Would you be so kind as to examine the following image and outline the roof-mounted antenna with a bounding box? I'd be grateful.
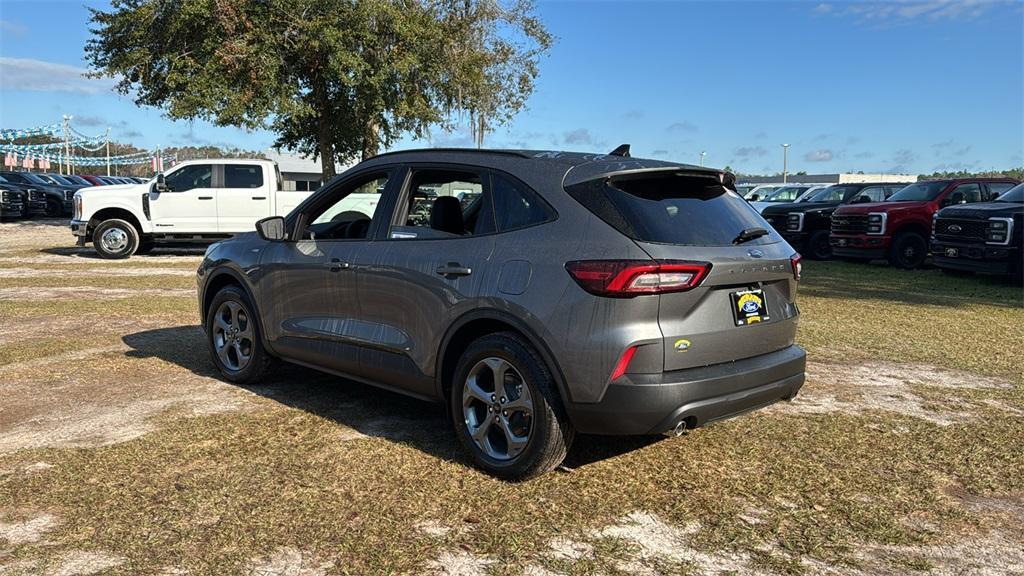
[609,144,630,157]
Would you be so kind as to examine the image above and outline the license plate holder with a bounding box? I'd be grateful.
[731,288,770,326]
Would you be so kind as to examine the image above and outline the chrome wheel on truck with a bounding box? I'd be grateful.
[462,357,535,461]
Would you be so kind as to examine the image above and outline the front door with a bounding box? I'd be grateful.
[149,163,217,233]
[217,163,272,233]
[258,169,394,377]
[351,166,499,398]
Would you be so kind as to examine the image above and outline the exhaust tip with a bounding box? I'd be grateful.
[664,420,687,438]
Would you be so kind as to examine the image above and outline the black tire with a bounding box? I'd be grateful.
[205,285,275,384]
[135,239,155,255]
[45,198,62,217]
[92,218,139,259]
[888,232,928,269]
[450,331,574,480]
[806,229,832,260]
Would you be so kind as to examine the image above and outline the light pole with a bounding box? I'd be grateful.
[781,144,790,183]
[700,151,706,167]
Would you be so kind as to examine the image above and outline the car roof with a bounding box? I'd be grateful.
[357,148,720,187]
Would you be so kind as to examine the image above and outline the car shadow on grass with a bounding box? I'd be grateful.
[43,245,209,259]
[122,325,657,475]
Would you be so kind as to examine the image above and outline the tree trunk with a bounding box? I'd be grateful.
[318,120,335,181]
[361,117,379,161]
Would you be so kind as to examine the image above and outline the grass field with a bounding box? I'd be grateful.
[1,220,1022,576]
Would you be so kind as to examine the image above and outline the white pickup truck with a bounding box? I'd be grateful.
[71,159,335,258]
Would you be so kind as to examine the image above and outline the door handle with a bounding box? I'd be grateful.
[327,258,350,271]
[198,196,213,200]
[252,196,266,200]
[436,262,472,277]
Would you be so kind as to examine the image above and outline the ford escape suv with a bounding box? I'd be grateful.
[197,148,806,479]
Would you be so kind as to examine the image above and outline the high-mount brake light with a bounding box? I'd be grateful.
[565,260,711,297]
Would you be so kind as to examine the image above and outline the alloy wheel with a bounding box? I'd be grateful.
[213,301,254,371]
[462,357,535,461]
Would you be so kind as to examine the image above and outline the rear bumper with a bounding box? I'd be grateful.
[567,345,806,435]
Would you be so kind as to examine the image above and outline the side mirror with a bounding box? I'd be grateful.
[942,191,965,207]
[256,216,287,241]
[154,173,168,193]
[749,194,760,201]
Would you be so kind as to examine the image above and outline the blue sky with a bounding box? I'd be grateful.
[1,0,1021,175]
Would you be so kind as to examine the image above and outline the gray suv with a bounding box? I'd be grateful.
[197,148,806,479]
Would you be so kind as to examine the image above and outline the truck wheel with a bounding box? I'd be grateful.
[45,198,62,218]
[888,232,927,269]
[206,285,274,384]
[807,230,832,260]
[450,331,574,480]
[92,219,139,259]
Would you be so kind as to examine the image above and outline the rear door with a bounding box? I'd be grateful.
[149,163,217,233]
[569,171,800,372]
[217,163,271,233]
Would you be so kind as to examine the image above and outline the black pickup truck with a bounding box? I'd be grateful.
[931,183,1022,279]
[761,182,910,259]
[1,184,27,220]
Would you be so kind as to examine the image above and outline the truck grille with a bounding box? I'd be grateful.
[29,190,44,201]
[763,215,785,231]
[934,218,986,241]
[831,214,868,234]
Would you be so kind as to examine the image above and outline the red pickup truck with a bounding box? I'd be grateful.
[829,178,1020,268]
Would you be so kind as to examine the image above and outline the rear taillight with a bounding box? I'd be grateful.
[565,260,711,297]
[790,254,802,281]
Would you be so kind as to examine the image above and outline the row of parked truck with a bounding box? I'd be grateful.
[0,170,147,219]
[746,178,1022,279]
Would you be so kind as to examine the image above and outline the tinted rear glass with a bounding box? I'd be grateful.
[566,172,773,246]
[888,181,948,202]
[995,183,1023,203]
[224,164,264,188]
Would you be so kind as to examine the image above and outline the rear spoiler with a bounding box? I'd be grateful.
[605,167,737,192]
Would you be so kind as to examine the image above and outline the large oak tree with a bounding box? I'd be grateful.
[86,0,551,179]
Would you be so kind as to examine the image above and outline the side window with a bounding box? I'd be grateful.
[858,186,886,202]
[304,172,388,240]
[163,164,212,192]
[223,164,264,189]
[391,169,489,239]
[492,173,554,232]
[986,182,1014,200]
[952,183,982,203]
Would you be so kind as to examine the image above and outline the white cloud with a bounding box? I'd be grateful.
[0,57,116,94]
[805,149,834,162]
[0,20,27,37]
[563,128,593,145]
[818,0,1002,24]
[666,121,698,133]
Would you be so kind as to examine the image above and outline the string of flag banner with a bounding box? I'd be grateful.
[1,119,174,172]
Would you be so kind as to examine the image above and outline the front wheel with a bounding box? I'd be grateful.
[45,198,62,218]
[92,219,139,259]
[450,332,574,480]
[205,285,274,384]
[806,229,832,260]
[888,232,928,269]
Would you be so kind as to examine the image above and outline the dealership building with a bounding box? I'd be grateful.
[738,172,918,185]
[262,148,356,192]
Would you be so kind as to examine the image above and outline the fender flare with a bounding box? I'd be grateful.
[199,266,275,354]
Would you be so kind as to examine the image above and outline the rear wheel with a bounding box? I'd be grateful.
[205,285,274,384]
[92,219,139,259]
[450,332,573,480]
[888,232,928,269]
[807,229,832,260]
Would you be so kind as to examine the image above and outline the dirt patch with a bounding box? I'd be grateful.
[770,361,1016,425]
[246,547,333,576]
[415,520,454,538]
[0,550,124,576]
[0,513,58,545]
[0,267,193,278]
[852,531,1024,575]
[0,286,194,300]
[426,551,494,576]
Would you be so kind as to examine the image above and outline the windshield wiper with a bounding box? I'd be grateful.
[733,227,769,245]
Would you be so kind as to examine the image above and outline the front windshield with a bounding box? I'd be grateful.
[807,185,858,203]
[887,181,948,202]
[995,183,1023,203]
[764,186,807,202]
[23,173,49,185]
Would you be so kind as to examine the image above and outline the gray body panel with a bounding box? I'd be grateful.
[198,148,806,435]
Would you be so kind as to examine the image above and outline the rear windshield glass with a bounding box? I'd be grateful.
[887,181,948,202]
[995,183,1023,203]
[566,172,775,246]
[807,185,860,203]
